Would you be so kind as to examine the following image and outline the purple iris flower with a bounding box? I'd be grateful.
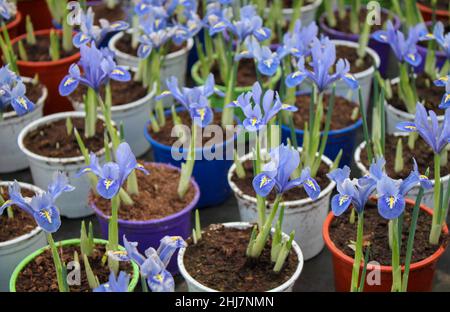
[73,7,129,48]
[94,271,130,292]
[285,37,358,92]
[0,172,74,233]
[136,14,175,58]
[227,82,297,132]
[77,142,149,199]
[227,5,271,43]
[397,103,450,154]
[0,0,15,21]
[372,21,427,67]
[432,22,450,61]
[172,12,203,46]
[0,66,35,116]
[252,144,320,199]
[59,44,131,96]
[276,20,318,59]
[236,38,280,76]
[203,2,231,36]
[433,75,450,109]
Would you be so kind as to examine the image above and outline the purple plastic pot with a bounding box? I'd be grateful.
[416,22,447,73]
[91,163,200,274]
[319,7,401,78]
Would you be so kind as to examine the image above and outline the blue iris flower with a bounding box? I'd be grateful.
[203,2,231,36]
[73,7,129,48]
[227,82,297,132]
[0,172,74,233]
[276,20,318,59]
[252,144,320,199]
[0,65,35,116]
[431,22,450,61]
[285,37,359,92]
[136,14,175,58]
[372,21,427,67]
[236,38,280,76]
[397,103,450,154]
[0,0,15,20]
[59,44,131,96]
[94,271,130,292]
[77,142,149,199]
[433,75,450,109]
[172,12,203,46]
[227,5,271,43]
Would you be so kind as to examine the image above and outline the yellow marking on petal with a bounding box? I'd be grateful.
[110,23,121,29]
[104,179,114,190]
[160,90,171,96]
[197,108,206,120]
[408,54,416,61]
[425,33,434,39]
[263,59,273,68]
[1,199,12,208]
[137,164,145,169]
[419,175,428,180]
[112,69,125,76]
[345,73,356,80]
[292,71,302,78]
[213,21,225,29]
[305,179,316,191]
[257,28,266,36]
[439,76,449,82]
[251,117,258,126]
[64,77,75,87]
[405,125,417,130]
[140,3,147,10]
[17,97,28,109]
[80,34,87,42]
[380,34,387,41]
[155,19,161,28]
[281,104,292,109]
[290,48,299,53]
[339,195,349,206]
[445,93,450,103]
[388,196,396,209]
[156,274,163,282]
[41,210,52,223]
[259,175,271,188]
[240,50,249,55]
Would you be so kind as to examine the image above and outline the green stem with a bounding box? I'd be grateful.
[151,50,165,127]
[85,88,97,138]
[47,233,68,292]
[177,123,197,198]
[221,43,240,127]
[430,153,442,245]
[359,88,373,163]
[141,273,149,292]
[350,211,364,292]
[390,218,402,292]
[108,195,120,251]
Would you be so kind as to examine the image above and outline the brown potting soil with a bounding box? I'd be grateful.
[418,0,449,11]
[92,163,196,221]
[360,134,450,179]
[15,244,133,292]
[148,110,235,146]
[329,201,448,265]
[324,8,391,33]
[92,2,127,23]
[212,58,268,87]
[336,45,374,73]
[23,117,105,158]
[231,159,330,202]
[70,79,148,106]
[3,82,43,116]
[390,73,446,113]
[183,224,298,292]
[0,187,37,242]
[291,93,360,131]
[15,35,78,62]
[115,32,186,57]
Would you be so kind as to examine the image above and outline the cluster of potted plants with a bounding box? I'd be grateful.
[0,0,449,293]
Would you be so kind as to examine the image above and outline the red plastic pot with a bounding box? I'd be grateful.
[323,199,448,292]
[2,10,22,39]
[417,3,449,22]
[12,29,80,115]
[17,0,53,34]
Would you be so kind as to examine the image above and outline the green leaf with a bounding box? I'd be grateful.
[83,254,100,290]
[394,138,404,173]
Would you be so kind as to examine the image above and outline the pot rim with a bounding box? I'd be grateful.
[11,29,81,67]
[3,10,21,31]
[416,3,450,16]
[264,0,322,14]
[228,148,336,207]
[177,221,304,292]
[109,30,194,62]
[0,181,45,248]
[9,238,140,292]
[1,76,48,122]
[323,199,449,273]
[91,162,200,226]
[17,111,110,164]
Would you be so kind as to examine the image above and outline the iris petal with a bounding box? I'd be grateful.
[59,75,79,96]
[331,194,352,216]
[377,195,405,220]
[252,173,276,197]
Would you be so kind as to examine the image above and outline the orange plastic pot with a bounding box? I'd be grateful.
[323,199,448,292]
[12,29,80,115]
[417,3,449,22]
[17,0,53,34]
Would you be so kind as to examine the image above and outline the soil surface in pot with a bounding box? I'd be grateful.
[115,32,186,57]
[92,163,196,221]
[323,8,390,33]
[212,59,269,87]
[329,201,448,265]
[183,224,298,291]
[360,134,450,179]
[14,35,78,62]
[291,93,360,131]
[92,2,126,22]
[390,73,445,114]
[70,80,148,106]
[148,110,235,146]
[418,0,449,10]
[3,82,43,116]
[0,187,37,242]
[231,159,330,202]
[23,117,105,158]
[335,45,373,73]
[15,244,133,292]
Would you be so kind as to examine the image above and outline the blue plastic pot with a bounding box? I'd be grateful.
[144,109,236,208]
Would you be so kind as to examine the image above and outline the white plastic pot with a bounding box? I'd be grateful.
[178,222,304,292]
[354,134,450,209]
[0,181,47,292]
[385,77,445,134]
[299,40,379,112]
[70,84,155,157]
[0,79,47,173]
[228,149,336,260]
[18,111,110,218]
[264,0,322,25]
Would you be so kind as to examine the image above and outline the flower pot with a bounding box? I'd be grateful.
[11,29,81,115]
[144,109,236,208]
[0,78,47,173]
[178,222,304,292]
[416,21,447,74]
[9,238,140,292]
[298,40,380,112]
[264,0,322,26]
[18,111,110,218]
[17,0,52,33]
[319,7,401,78]
[417,2,449,22]
[323,200,449,291]
[0,181,47,292]
[385,77,445,134]
[228,149,336,260]
[1,10,22,39]
[91,162,200,274]
[69,82,155,157]
[354,134,450,210]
